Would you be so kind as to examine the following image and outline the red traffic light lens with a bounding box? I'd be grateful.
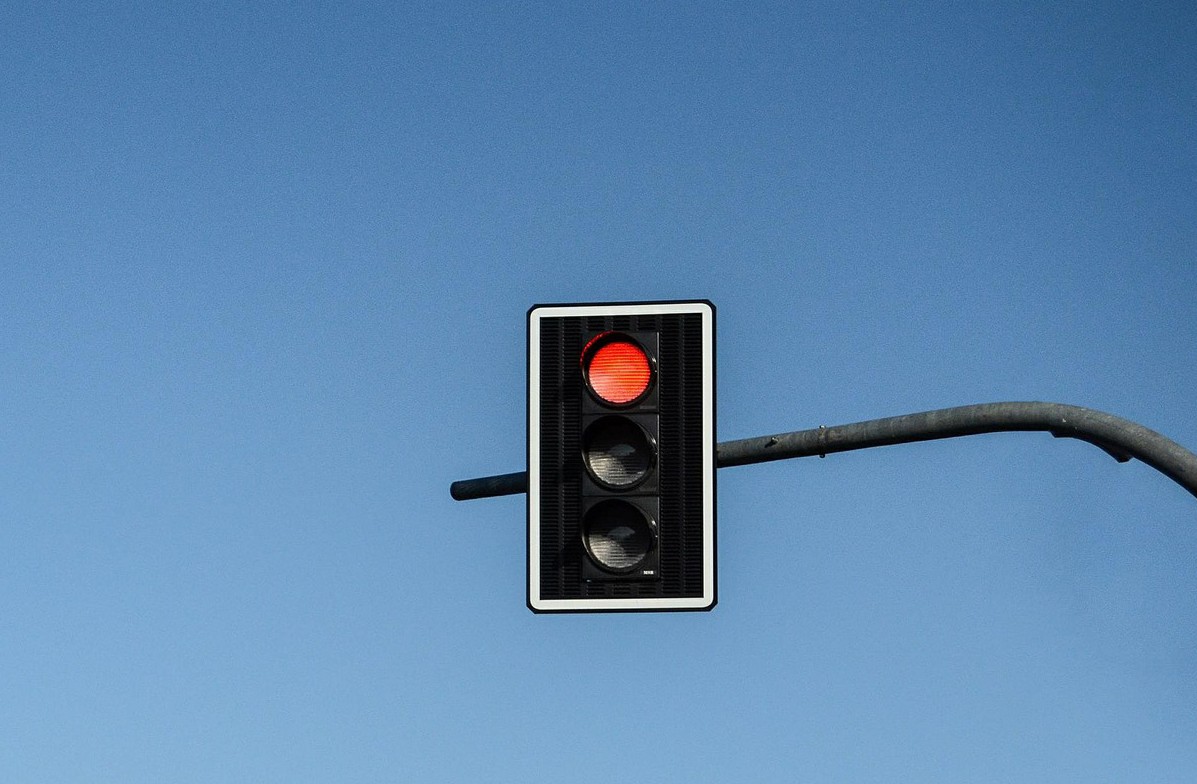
[582,333,652,406]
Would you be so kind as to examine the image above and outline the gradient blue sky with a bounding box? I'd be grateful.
[3,2,1195,781]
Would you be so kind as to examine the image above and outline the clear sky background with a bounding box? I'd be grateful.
[3,1,1195,781]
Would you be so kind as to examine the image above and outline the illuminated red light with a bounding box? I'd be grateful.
[583,334,652,405]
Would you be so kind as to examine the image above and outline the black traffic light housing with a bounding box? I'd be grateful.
[527,301,715,612]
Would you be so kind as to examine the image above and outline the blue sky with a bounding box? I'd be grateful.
[3,1,1195,781]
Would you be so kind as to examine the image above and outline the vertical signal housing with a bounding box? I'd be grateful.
[527,301,716,613]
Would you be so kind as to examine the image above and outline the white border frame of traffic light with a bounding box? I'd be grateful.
[527,300,716,612]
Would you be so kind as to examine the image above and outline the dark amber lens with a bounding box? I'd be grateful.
[583,417,653,488]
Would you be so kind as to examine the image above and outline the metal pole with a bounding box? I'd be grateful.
[449,471,527,501]
[450,401,1197,502]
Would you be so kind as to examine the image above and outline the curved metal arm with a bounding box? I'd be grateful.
[450,402,1197,502]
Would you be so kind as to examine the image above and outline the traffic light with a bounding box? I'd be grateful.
[527,301,715,612]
